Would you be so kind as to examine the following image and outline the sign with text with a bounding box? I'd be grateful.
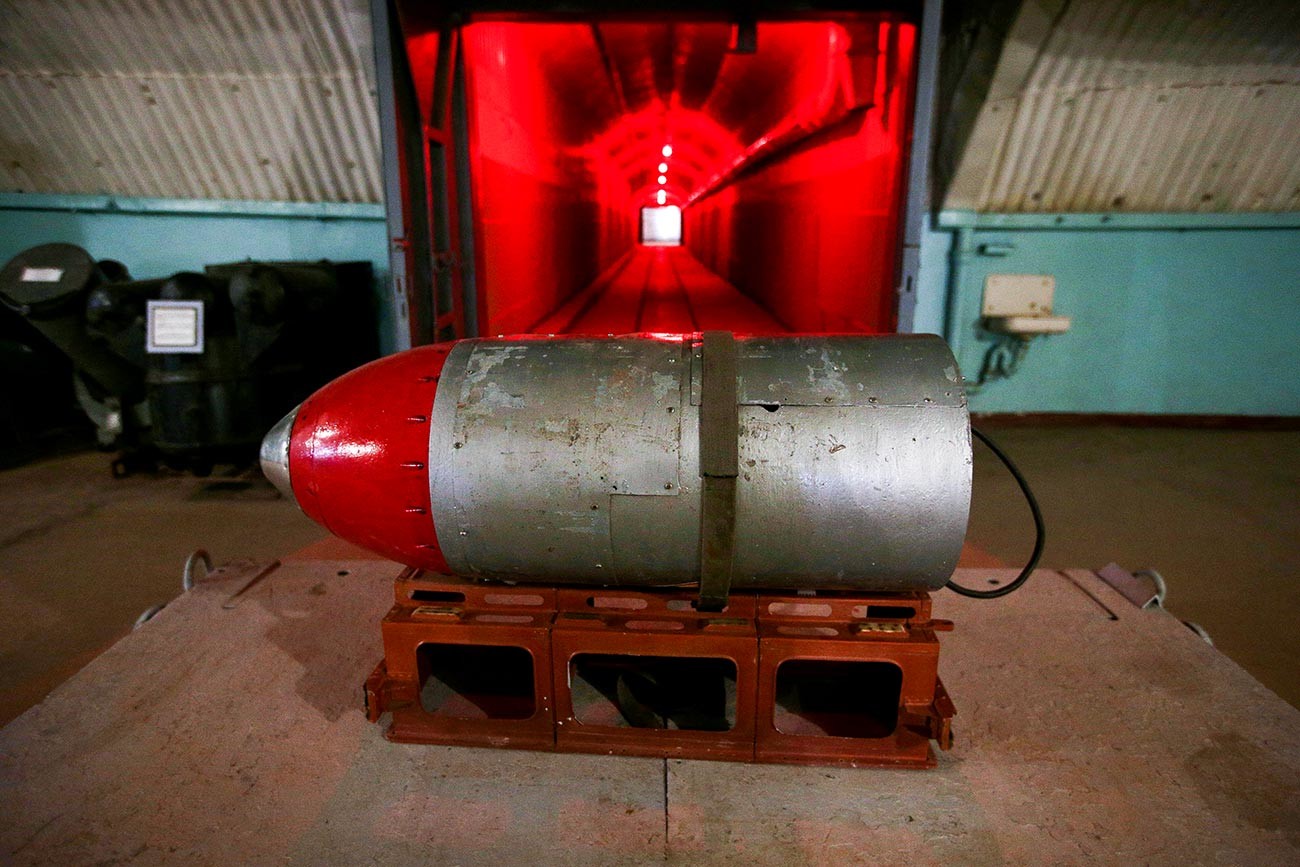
[146,300,205,354]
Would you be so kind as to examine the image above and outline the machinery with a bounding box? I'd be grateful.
[0,243,376,474]
[0,271,93,466]
[259,332,1035,767]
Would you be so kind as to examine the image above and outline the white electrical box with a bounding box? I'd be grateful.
[982,274,1072,336]
[982,273,1056,317]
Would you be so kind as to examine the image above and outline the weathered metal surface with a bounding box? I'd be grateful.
[734,404,970,589]
[0,0,380,202]
[430,337,686,583]
[730,335,965,408]
[425,334,971,591]
[944,0,1300,214]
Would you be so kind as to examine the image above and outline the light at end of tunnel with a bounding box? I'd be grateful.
[662,144,672,157]
[641,205,682,246]
[658,162,668,173]
[656,189,667,205]
[657,174,667,185]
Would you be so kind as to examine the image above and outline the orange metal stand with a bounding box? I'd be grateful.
[754,592,954,768]
[365,569,557,751]
[365,570,955,768]
[552,588,759,762]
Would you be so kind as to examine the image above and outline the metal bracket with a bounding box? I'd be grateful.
[976,241,1016,257]
[697,331,738,612]
[1096,562,1163,609]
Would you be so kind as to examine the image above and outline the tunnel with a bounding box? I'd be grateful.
[397,7,919,340]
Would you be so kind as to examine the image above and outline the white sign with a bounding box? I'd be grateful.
[146,300,205,354]
[20,267,64,283]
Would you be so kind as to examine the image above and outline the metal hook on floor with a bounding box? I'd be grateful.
[1134,568,1211,645]
[183,549,213,592]
[1133,568,1168,609]
[1182,619,1214,646]
[133,604,165,630]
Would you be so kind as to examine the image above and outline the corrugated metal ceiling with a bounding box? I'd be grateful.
[0,0,381,202]
[943,0,1300,213]
[2,0,1297,213]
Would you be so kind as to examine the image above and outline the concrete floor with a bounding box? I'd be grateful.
[966,424,1300,708]
[6,560,1296,865]
[0,455,324,725]
[1,425,1297,727]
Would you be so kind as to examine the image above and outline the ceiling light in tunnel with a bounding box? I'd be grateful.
[657,175,667,185]
[656,190,667,205]
[662,145,673,158]
[658,162,668,173]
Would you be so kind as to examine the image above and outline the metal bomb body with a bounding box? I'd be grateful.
[262,333,972,592]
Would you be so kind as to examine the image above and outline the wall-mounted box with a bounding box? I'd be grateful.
[982,274,1071,336]
[982,274,1055,317]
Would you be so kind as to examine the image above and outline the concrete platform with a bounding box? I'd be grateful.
[2,553,1297,865]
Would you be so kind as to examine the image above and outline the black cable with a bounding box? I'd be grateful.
[946,426,1045,599]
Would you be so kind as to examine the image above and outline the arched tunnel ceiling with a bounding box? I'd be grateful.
[942,0,1300,213]
[463,18,891,209]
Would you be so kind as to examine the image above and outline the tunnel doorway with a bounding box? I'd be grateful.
[386,4,925,341]
[640,206,683,247]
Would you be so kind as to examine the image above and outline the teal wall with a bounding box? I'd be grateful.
[5,195,1298,416]
[918,211,1300,416]
[0,194,396,354]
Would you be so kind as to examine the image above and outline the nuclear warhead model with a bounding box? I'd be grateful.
[260,332,972,604]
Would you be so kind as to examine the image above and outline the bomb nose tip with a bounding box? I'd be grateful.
[260,406,299,504]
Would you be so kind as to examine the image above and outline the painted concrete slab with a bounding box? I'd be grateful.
[0,558,663,866]
[2,558,1297,866]
[669,569,1300,864]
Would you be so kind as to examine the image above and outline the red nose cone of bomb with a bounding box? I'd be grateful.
[260,344,453,571]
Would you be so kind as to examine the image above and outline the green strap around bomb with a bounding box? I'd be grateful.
[697,331,738,613]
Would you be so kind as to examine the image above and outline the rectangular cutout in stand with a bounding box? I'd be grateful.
[570,653,736,731]
[417,643,536,720]
[773,659,901,738]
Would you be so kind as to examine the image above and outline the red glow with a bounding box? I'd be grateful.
[444,16,916,336]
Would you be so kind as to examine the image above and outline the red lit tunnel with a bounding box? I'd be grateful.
[403,13,918,338]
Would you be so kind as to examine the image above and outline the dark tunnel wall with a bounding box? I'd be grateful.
[461,24,636,335]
